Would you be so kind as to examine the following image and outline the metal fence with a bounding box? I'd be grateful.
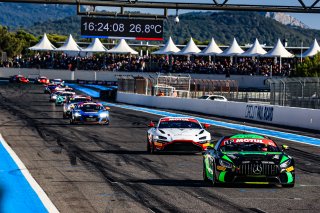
[117,73,240,98]
[267,77,320,109]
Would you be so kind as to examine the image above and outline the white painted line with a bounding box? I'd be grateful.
[0,134,59,213]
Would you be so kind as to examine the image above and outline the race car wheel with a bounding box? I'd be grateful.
[203,161,210,183]
[148,139,155,154]
[282,182,295,188]
[70,119,74,125]
[147,139,151,153]
[63,113,67,119]
[211,163,219,186]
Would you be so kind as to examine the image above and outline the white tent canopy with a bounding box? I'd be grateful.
[302,39,320,58]
[82,38,107,52]
[263,39,294,58]
[152,37,180,55]
[108,39,138,54]
[175,37,201,55]
[198,38,222,56]
[219,38,244,56]
[29,33,56,51]
[240,38,267,57]
[55,34,82,52]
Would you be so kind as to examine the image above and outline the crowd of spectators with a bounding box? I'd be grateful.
[2,53,147,72]
[0,52,295,76]
[153,56,294,76]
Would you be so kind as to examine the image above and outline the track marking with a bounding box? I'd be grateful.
[0,134,59,213]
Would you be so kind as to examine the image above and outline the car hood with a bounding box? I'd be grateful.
[158,128,204,136]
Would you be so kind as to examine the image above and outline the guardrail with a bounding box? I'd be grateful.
[116,92,320,131]
[0,68,273,89]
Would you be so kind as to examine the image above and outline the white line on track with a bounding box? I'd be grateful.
[0,134,59,213]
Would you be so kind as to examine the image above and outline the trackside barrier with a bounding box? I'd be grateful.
[116,92,320,131]
[0,68,272,89]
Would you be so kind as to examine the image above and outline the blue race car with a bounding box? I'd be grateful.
[70,102,110,125]
[63,95,92,119]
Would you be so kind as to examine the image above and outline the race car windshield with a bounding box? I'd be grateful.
[198,96,209,99]
[61,93,73,97]
[158,121,201,129]
[79,105,102,112]
[70,98,88,103]
[220,142,280,152]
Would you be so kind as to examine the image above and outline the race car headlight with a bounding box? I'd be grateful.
[280,159,291,169]
[99,112,109,118]
[219,159,233,168]
[74,112,81,117]
[158,136,167,140]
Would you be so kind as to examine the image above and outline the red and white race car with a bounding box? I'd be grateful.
[147,117,211,153]
[9,75,29,83]
[35,76,50,84]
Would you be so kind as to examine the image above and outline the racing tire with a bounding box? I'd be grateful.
[70,119,75,125]
[203,161,210,183]
[63,113,67,119]
[282,183,295,188]
[211,163,219,187]
[147,139,151,153]
[148,141,155,154]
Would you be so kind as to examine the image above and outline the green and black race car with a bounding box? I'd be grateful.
[203,134,295,187]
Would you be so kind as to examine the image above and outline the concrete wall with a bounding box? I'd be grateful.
[116,92,320,131]
[0,68,274,89]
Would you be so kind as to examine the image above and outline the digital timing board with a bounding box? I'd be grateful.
[81,17,163,41]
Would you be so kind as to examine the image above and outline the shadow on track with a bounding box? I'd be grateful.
[89,149,200,156]
[131,179,279,189]
[130,179,207,187]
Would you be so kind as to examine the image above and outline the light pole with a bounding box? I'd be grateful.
[300,40,303,63]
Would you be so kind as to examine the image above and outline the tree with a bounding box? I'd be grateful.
[295,53,320,77]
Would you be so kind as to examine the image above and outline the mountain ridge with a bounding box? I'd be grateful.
[25,11,320,46]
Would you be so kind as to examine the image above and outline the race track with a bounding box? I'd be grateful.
[0,83,319,213]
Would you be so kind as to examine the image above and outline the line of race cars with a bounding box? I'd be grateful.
[147,117,295,187]
[42,78,110,125]
[10,76,295,187]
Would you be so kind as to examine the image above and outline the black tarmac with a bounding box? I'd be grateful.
[0,83,319,213]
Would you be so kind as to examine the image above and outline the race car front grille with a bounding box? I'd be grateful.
[84,117,99,122]
[236,163,278,176]
[164,142,202,152]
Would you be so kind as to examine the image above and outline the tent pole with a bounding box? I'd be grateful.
[280,56,282,75]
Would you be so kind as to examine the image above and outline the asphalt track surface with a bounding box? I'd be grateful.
[0,83,319,213]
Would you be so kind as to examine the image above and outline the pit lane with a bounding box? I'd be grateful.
[0,83,319,213]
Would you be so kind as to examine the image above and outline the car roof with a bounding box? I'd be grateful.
[229,134,266,139]
[160,117,199,123]
[79,102,102,106]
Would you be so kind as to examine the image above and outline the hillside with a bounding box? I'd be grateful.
[164,12,320,46]
[25,11,320,46]
[0,3,76,29]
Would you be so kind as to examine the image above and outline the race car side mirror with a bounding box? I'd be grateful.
[203,124,210,129]
[282,145,289,150]
[148,122,155,127]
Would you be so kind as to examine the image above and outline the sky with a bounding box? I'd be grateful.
[105,0,320,29]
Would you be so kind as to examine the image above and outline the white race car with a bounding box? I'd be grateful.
[147,117,211,153]
[49,91,62,102]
